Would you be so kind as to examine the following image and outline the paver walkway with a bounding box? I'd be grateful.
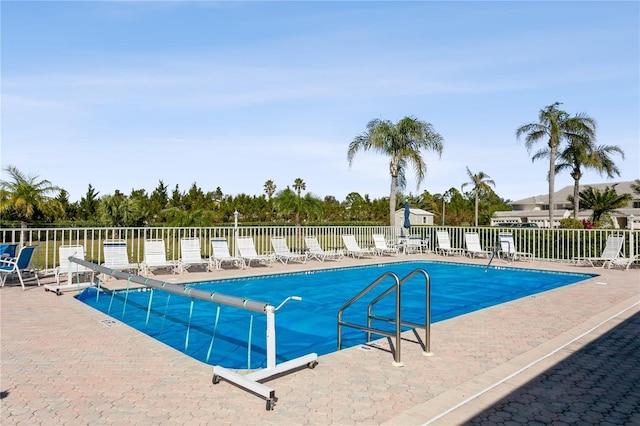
[465,311,640,425]
[1,255,638,425]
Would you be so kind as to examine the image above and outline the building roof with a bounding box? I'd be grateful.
[395,208,434,216]
[511,180,638,206]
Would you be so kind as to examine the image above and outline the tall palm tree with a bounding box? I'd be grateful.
[532,138,624,219]
[0,165,62,228]
[348,116,444,227]
[263,180,276,201]
[516,102,596,227]
[293,178,306,198]
[569,186,631,224]
[293,178,306,226]
[461,167,495,227]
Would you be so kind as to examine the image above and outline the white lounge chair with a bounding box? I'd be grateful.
[499,233,533,261]
[102,240,139,274]
[435,231,465,256]
[141,239,177,276]
[304,236,343,262]
[210,238,245,270]
[574,235,625,267]
[0,245,40,290]
[271,237,307,264]
[464,232,492,258]
[177,238,209,273]
[342,235,376,258]
[44,245,96,295]
[373,234,398,256]
[237,237,273,268]
[605,254,639,270]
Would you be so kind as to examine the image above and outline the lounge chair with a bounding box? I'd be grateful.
[210,238,245,270]
[464,232,492,258]
[304,236,343,262]
[45,245,96,295]
[141,239,177,276]
[435,231,465,256]
[342,235,376,258]
[177,238,210,273]
[574,235,625,267]
[271,237,307,264]
[0,245,40,290]
[0,243,18,261]
[499,233,533,261]
[102,240,139,274]
[373,234,398,256]
[605,254,639,270]
[237,236,273,267]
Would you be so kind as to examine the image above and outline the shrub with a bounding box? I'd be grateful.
[559,218,584,229]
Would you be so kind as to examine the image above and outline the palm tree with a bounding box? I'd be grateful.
[516,102,596,226]
[569,186,631,224]
[97,191,144,227]
[263,180,276,201]
[0,165,62,229]
[293,178,306,226]
[273,186,322,226]
[160,207,213,227]
[293,178,306,198]
[461,167,495,227]
[533,138,624,219]
[348,116,444,226]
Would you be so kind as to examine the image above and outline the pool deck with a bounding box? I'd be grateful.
[1,253,638,425]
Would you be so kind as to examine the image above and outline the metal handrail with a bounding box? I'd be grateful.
[485,244,503,272]
[337,268,432,366]
[366,268,431,357]
[337,272,399,350]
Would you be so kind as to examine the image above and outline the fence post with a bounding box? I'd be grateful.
[629,214,635,259]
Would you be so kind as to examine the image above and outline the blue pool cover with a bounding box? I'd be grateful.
[77,261,595,369]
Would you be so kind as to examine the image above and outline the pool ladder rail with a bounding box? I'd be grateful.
[337,268,432,367]
[485,239,512,272]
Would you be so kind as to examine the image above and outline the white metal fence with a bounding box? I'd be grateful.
[1,225,637,274]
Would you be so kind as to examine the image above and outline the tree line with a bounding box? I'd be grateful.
[0,166,511,228]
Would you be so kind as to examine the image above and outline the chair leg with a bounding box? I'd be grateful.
[17,271,26,290]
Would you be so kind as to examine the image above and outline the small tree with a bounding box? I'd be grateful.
[461,167,495,227]
[569,186,631,225]
[0,165,62,228]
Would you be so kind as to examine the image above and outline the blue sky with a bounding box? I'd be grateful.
[2,1,638,204]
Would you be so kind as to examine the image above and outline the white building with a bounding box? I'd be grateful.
[491,181,640,229]
[394,208,434,227]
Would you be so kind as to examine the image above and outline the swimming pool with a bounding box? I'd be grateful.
[77,261,594,369]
